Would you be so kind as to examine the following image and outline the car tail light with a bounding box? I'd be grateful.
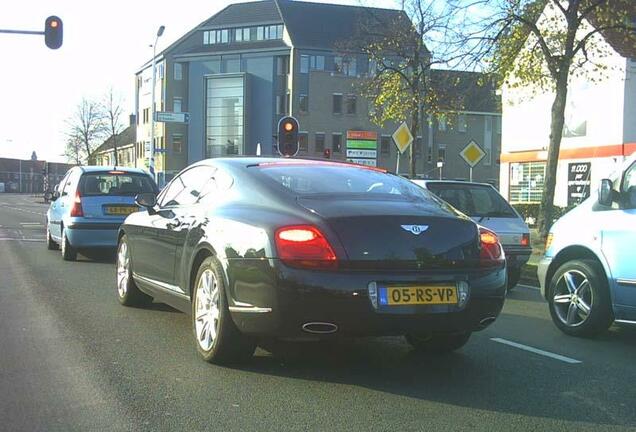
[545,233,554,251]
[275,225,337,270]
[70,191,84,217]
[479,227,504,267]
[520,233,530,247]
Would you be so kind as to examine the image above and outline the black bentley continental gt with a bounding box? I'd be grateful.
[116,158,507,364]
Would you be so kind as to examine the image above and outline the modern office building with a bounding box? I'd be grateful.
[134,0,501,184]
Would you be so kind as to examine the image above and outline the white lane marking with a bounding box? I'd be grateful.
[20,222,42,225]
[0,238,44,242]
[490,338,582,364]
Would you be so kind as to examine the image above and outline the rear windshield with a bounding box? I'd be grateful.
[79,172,156,197]
[257,164,433,202]
[425,183,517,218]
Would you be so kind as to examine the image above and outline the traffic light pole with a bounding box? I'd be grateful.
[0,29,44,35]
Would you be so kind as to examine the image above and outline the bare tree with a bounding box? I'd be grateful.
[64,134,83,165]
[449,0,636,237]
[66,97,105,164]
[101,88,125,166]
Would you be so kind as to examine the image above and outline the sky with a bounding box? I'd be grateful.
[0,0,397,163]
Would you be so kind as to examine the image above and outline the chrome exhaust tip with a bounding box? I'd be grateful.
[478,316,497,329]
[301,322,338,334]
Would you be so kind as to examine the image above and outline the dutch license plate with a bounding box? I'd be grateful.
[104,206,137,216]
[379,285,458,306]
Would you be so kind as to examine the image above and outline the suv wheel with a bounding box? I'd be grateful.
[60,227,77,261]
[548,259,613,337]
[116,235,151,307]
[405,332,471,353]
[192,256,255,364]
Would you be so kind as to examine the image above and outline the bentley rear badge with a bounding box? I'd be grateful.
[401,225,429,235]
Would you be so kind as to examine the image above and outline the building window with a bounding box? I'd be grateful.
[310,55,325,70]
[174,63,183,81]
[277,56,289,76]
[300,55,309,74]
[438,116,447,132]
[438,144,446,162]
[299,132,308,153]
[259,24,284,41]
[276,93,289,115]
[205,75,244,157]
[235,27,251,42]
[203,29,229,45]
[381,135,391,155]
[299,94,308,113]
[332,133,342,153]
[334,56,357,76]
[172,134,183,153]
[509,162,546,204]
[345,95,357,115]
[495,116,502,134]
[314,133,325,153]
[173,97,182,113]
[332,94,343,115]
[256,26,264,40]
[458,114,467,132]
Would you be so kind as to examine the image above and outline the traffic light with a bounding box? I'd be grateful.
[44,16,63,49]
[323,148,331,159]
[277,116,299,157]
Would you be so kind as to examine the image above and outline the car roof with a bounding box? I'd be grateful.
[192,157,389,172]
[413,179,495,188]
[78,166,150,175]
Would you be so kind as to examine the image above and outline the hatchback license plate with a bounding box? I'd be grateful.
[380,285,458,306]
[104,206,137,215]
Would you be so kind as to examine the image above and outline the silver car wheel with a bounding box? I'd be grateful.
[194,269,220,352]
[552,269,593,327]
[116,242,130,298]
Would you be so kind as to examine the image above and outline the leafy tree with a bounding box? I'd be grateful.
[347,0,465,177]
[63,134,83,165]
[451,0,636,237]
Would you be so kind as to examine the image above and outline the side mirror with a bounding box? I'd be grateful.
[135,192,157,209]
[44,191,54,201]
[598,179,614,207]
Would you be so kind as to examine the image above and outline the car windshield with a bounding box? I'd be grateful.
[425,183,517,218]
[257,163,434,202]
[79,172,156,196]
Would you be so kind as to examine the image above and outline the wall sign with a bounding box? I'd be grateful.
[567,162,592,206]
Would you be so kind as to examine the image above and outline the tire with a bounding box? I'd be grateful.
[405,331,472,354]
[60,226,77,261]
[192,256,256,364]
[507,268,521,291]
[116,235,152,307]
[548,259,613,337]
[46,221,59,250]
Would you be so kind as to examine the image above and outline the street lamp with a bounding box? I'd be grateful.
[149,25,165,183]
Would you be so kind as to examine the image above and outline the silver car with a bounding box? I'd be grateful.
[412,180,531,289]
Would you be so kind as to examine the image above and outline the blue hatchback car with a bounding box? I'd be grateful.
[538,154,636,336]
[46,166,158,260]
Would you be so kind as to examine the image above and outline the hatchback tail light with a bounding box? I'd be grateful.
[275,225,337,270]
[70,191,84,217]
[479,227,504,267]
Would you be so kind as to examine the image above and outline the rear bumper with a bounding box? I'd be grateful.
[503,245,532,270]
[65,222,121,248]
[227,260,507,340]
[537,257,552,298]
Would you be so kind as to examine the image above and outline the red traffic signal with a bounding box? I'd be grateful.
[323,148,331,159]
[277,116,299,157]
[44,16,63,49]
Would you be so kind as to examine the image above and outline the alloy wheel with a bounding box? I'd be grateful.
[116,242,130,298]
[194,269,220,352]
[552,269,593,327]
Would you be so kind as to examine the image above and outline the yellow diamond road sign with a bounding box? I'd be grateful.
[392,122,413,154]
[460,140,486,168]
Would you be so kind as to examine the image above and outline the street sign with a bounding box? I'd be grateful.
[144,141,151,158]
[460,140,486,168]
[392,122,413,154]
[155,111,190,124]
[346,131,377,167]
[567,162,591,206]
[154,148,167,153]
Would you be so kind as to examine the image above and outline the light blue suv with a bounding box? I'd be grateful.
[538,155,636,336]
[46,166,157,260]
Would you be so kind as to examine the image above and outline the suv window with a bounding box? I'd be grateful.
[622,162,636,209]
[426,183,517,218]
[158,166,215,207]
[62,169,81,196]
